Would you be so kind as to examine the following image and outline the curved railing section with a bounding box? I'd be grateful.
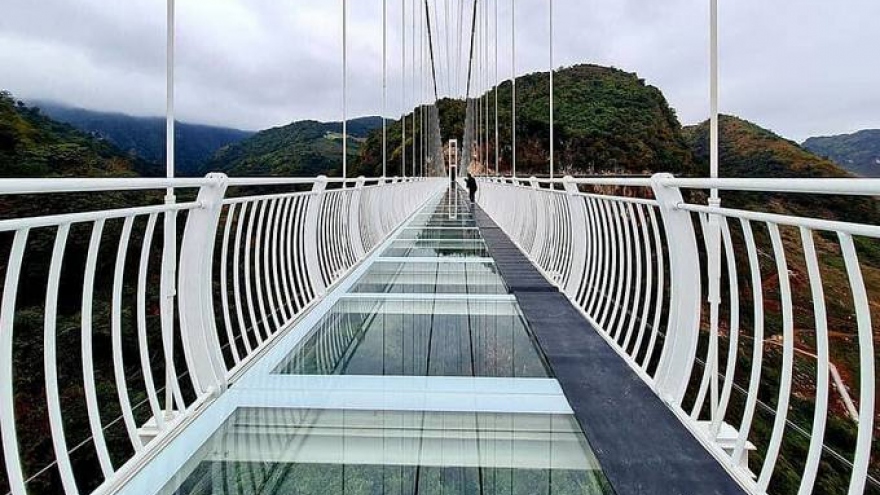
[0,174,442,495]
[476,174,879,495]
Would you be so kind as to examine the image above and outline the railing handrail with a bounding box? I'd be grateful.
[475,174,878,495]
[0,176,417,196]
[482,175,880,196]
[0,173,446,495]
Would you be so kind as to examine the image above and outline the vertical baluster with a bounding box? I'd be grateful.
[112,216,143,451]
[220,203,242,364]
[45,223,81,492]
[1,228,30,495]
[277,197,296,320]
[692,213,716,420]
[136,213,165,430]
[599,201,622,329]
[838,233,875,495]
[796,227,828,495]
[757,222,794,491]
[622,203,644,353]
[711,216,740,436]
[232,202,255,355]
[81,220,114,478]
[732,218,764,465]
[611,202,634,342]
[243,200,264,344]
[642,205,665,373]
[581,197,600,311]
[254,197,278,334]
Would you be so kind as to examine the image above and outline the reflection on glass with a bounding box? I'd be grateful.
[160,409,615,495]
[398,228,482,241]
[274,298,549,377]
[382,239,490,258]
[351,261,507,294]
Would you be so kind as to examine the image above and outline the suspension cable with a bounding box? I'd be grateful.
[423,0,441,101]
[431,0,443,96]
[511,0,516,178]
[456,0,465,96]
[443,0,450,97]
[382,0,387,178]
[464,0,478,98]
[483,0,489,174]
[412,0,417,177]
[342,0,348,179]
[494,0,498,175]
[549,0,553,180]
[401,0,406,177]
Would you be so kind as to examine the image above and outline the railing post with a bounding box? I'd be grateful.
[177,173,228,395]
[562,176,588,298]
[304,175,328,297]
[349,176,367,259]
[650,173,702,405]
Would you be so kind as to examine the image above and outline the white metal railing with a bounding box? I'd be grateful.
[0,174,443,495]
[476,174,879,495]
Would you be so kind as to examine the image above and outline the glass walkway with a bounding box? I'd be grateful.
[122,188,614,495]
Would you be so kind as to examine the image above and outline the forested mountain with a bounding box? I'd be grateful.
[803,129,880,178]
[33,101,253,176]
[0,92,146,179]
[205,117,382,177]
[684,114,849,178]
[353,99,461,178]
[479,64,693,176]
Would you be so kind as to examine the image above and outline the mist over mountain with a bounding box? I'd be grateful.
[31,100,254,176]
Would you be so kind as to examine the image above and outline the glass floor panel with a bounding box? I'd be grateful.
[382,239,490,258]
[407,215,476,228]
[350,261,507,294]
[159,408,615,495]
[398,227,482,240]
[274,297,549,377]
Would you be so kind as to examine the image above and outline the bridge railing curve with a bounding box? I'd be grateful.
[476,174,880,495]
[0,174,443,495]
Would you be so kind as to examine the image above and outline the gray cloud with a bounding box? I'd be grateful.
[1,0,876,141]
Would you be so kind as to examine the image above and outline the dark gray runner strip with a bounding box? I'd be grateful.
[473,206,746,495]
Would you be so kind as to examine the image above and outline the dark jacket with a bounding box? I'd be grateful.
[466,176,477,192]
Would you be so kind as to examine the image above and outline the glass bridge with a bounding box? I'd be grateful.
[118,189,613,495]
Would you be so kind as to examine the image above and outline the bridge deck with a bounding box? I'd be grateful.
[116,187,743,495]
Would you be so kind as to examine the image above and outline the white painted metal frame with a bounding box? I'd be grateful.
[0,174,443,495]
[476,175,879,495]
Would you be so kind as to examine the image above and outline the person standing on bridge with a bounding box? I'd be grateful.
[466,173,478,203]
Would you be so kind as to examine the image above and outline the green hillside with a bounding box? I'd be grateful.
[0,91,145,179]
[803,129,880,178]
[33,101,253,176]
[475,64,694,176]
[205,117,382,177]
[353,102,455,178]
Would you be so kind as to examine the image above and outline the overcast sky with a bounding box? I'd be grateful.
[1,0,877,142]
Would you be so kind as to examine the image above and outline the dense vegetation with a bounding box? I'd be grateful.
[458,64,695,176]
[33,101,254,176]
[0,92,145,179]
[803,129,880,178]
[205,117,381,177]
[353,103,451,178]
